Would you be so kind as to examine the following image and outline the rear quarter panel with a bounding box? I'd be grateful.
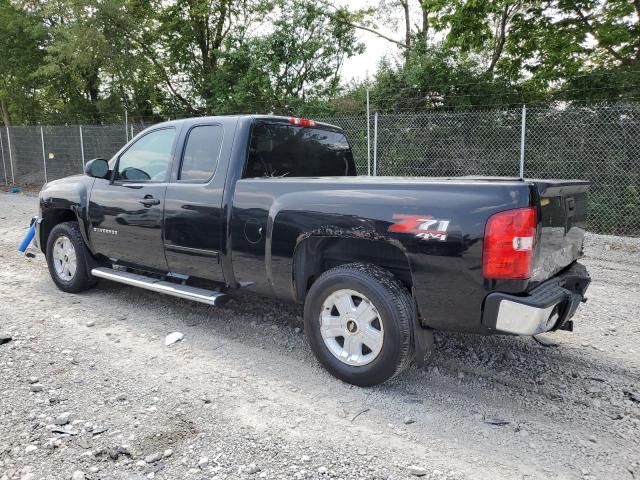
[231,178,534,334]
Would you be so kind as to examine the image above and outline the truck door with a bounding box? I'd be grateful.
[88,127,177,271]
[163,123,231,283]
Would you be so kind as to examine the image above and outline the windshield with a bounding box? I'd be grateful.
[244,122,356,178]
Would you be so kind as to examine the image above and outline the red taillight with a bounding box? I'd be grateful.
[483,207,537,280]
[289,117,316,127]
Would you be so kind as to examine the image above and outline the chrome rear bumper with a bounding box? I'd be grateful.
[494,299,561,335]
[482,262,590,335]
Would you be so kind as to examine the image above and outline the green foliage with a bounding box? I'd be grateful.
[368,46,528,111]
[0,0,46,122]
[589,185,640,236]
[338,0,640,112]
[203,2,363,115]
[0,0,362,124]
[1,0,639,123]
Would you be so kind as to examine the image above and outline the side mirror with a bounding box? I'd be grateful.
[84,158,109,179]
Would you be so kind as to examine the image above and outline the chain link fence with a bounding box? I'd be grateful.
[0,123,149,186]
[366,110,523,177]
[524,106,640,236]
[1,105,639,236]
[326,105,640,236]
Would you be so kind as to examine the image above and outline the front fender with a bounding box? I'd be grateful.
[39,175,94,250]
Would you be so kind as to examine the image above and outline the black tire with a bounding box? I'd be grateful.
[45,221,97,293]
[304,263,414,387]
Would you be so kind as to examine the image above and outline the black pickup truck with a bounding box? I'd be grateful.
[25,115,591,386]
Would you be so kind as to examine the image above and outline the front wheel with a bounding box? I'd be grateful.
[304,263,414,387]
[46,221,96,293]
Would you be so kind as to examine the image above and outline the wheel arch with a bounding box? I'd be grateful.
[44,219,97,293]
[41,208,79,253]
[292,235,414,304]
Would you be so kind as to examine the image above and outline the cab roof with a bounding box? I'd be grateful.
[153,114,342,132]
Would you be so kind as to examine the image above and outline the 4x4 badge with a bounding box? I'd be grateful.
[388,214,450,241]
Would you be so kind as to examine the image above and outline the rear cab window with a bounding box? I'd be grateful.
[179,124,224,182]
[244,121,356,178]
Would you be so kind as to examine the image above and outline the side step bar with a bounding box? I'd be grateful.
[91,267,229,307]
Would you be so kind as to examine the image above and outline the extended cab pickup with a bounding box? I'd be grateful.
[26,115,591,386]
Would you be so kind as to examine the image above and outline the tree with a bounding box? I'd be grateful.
[341,0,640,111]
[366,46,526,111]
[0,0,45,125]
[3,0,640,123]
[439,0,527,76]
[0,0,362,122]
[5,0,162,123]
[145,0,362,115]
[149,0,239,113]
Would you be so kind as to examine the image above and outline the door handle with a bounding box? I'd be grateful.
[139,195,160,207]
[566,197,575,218]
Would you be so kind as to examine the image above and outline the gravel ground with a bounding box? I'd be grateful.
[1,193,639,480]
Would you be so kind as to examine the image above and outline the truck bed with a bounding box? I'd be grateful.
[231,174,589,333]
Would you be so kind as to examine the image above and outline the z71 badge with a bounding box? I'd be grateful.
[388,214,450,241]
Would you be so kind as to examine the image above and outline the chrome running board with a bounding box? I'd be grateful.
[91,267,229,307]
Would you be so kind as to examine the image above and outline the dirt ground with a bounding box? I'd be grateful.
[1,192,639,480]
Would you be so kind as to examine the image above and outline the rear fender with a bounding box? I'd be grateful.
[292,231,413,303]
[292,232,437,364]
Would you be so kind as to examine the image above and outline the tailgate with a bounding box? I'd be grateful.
[531,180,590,284]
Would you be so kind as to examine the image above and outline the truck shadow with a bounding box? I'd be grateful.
[94,278,639,398]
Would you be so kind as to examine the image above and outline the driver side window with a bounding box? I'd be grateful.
[116,128,176,182]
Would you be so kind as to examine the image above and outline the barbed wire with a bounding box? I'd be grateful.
[7,88,640,126]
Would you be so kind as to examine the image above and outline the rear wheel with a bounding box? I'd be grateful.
[304,263,414,386]
[46,222,96,293]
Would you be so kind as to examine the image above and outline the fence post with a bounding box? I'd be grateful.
[5,126,15,184]
[79,125,86,169]
[366,89,371,176]
[124,110,129,142]
[40,126,48,184]
[373,112,378,176]
[0,129,7,186]
[130,125,134,140]
[519,104,526,179]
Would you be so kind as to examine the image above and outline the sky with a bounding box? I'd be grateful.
[341,31,396,83]
[334,0,405,83]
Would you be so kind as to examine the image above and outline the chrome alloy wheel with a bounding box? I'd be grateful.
[319,289,384,366]
[52,235,77,281]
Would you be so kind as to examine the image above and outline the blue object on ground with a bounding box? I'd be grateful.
[10,186,21,193]
[18,223,36,252]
